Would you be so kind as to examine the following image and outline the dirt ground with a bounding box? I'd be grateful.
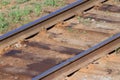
[0,0,120,80]
[66,52,120,80]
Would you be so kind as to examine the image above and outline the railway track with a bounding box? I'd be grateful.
[0,0,120,80]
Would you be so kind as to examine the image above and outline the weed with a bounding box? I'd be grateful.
[9,9,22,23]
[10,5,19,9]
[83,18,91,24]
[114,0,120,2]
[0,5,2,9]
[0,21,9,33]
[22,7,32,16]
[16,0,30,4]
[0,0,65,33]
[77,16,82,23]
[8,6,32,23]
[34,3,42,16]
[0,13,9,33]
[82,30,87,34]
[78,16,91,25]
[67,27,73,32]
[44,0,61,7]
[111,0,120,4]
[1,0,10,6]
[0,13,4,21]
[115,47,120,54]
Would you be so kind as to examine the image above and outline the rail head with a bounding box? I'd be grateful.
[32,33,120,80]
[0,0,87,41]
[0,0,117,79]
[0,0,107,51]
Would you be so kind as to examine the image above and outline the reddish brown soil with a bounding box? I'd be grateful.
[0,0,120,80]
[66,52,120,80]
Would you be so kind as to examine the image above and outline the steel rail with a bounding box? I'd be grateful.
[0,0,107,50]
[32,33,120,80]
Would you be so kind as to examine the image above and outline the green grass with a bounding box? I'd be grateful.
[22,7,32,16]
[9,9,23,23]
[10,5,19,10]
[1,0,10,6]
[16,0,30,4]
[8,7,32,23]
[33,3,42,16]
[0,0,65,34]
[43,0,64,7]
[44,0,59,6]
[0,13,9,32]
